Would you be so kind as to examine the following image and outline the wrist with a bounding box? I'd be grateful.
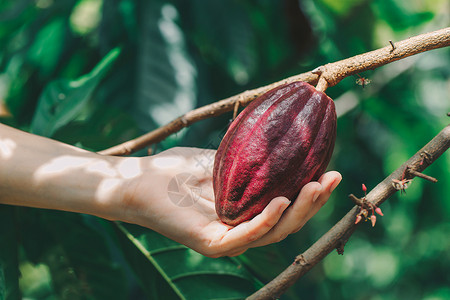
[97,156,144,222]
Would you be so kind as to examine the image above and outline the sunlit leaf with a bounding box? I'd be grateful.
[70,0,102,35]
[18,261,53,299]
[133,1,196,141]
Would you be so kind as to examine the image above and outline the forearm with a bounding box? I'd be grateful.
[0,124,124,219]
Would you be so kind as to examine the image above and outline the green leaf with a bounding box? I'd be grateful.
[19,210,127,300]
[27,18,66,76]
[30,47,121,137]
[0,206,20,300]
[238,245,288,283]
[114,223,262,300]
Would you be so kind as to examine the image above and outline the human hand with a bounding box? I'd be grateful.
[118,147,342,258]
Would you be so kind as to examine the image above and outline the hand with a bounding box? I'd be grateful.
[118,147,342,258]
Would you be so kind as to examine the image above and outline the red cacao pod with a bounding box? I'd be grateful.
[213,81,336,226]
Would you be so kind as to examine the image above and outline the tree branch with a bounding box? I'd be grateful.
[246,123,450,300]
[99,27,450,156]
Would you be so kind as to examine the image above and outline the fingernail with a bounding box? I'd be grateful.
[329,179,340,193]
[282,198,291,207]
[279,199,291,213]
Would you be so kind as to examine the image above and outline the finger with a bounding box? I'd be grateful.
[298,172,342,230]
[315,171,342,206]
[217,197,291,251]
[246,181,323,248]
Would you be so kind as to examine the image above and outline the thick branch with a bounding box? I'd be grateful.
[99,27,450,156]
[247,124,450,300]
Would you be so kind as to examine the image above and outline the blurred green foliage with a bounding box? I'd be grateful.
[0,0,449,299]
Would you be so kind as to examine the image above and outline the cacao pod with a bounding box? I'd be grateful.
[213,81,336,226]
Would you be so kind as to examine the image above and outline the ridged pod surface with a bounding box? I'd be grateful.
[213,81,337,226]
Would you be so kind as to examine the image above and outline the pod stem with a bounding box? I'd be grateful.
[315,76,329,93]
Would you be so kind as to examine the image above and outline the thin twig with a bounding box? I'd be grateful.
[99,27,450,156]
[246,124,450,300]
[406,167,438,183]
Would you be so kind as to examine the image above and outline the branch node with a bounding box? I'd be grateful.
[419,151,432,166]
[391,178,412,194]
[350,192,384,226]
[180,117,188,126]
[336,240,346,255]
[293,255,308,266]
[311,66,324,75]
[348,194,364,206]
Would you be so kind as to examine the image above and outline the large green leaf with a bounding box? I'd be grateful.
[133,0,197,138]
[113,222,263,300]
[0,206,20,300]
[30,47,121,137]
[18,210,127,300]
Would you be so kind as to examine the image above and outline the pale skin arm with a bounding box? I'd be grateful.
[0,124,342,257]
